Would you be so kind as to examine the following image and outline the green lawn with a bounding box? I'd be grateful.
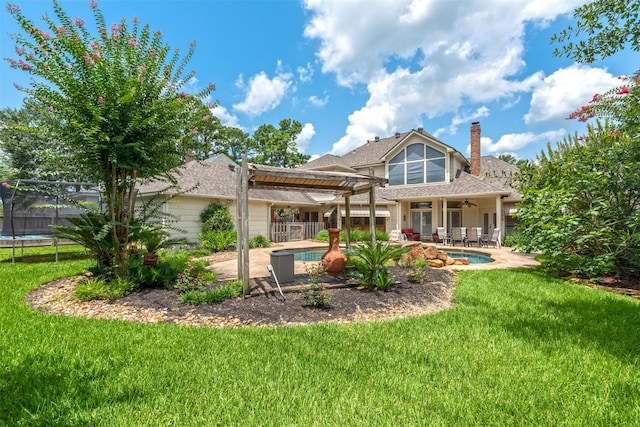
[1,246,639,426]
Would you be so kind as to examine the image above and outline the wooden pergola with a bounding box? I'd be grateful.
[235,156,388,295]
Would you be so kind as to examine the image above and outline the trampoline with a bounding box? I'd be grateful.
[1,179,101,263]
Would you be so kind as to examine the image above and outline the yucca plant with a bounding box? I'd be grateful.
[346,241,409,290]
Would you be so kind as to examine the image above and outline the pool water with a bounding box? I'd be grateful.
[285,247,493,264]
[445,251,493,264]
[289,248,327,262]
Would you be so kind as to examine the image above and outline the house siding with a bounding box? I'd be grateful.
[158,196,270,242]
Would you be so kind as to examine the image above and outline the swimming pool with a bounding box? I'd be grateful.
[445,250,494,264]
[286,248,327,262]
[284,247,494,264]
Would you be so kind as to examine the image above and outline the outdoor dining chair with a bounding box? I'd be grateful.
[450,227,466,246]
[467,227,482,247]
[488,228,501,248]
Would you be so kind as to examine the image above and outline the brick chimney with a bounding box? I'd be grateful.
[470,121,481,176]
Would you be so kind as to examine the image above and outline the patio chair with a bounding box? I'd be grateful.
[467,227,481,247]
[401,228,421,241]
[488,228,501,248]
[434,227,448,245]
[450,227,466,246]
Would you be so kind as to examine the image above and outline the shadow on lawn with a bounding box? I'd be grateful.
[462,268,640,362]
[0,353,144,426]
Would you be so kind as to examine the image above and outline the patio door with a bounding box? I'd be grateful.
[482,211,497,233]
[447,210,461,232]
[411,211,432,240]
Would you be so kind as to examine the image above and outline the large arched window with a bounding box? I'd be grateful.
[388,143,445,185]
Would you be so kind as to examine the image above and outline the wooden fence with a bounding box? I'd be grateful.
[270,221,325,243]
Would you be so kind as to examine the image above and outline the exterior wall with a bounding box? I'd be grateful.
[157,196,270,242]
[164,196,211,241]
[353,164,385,177]
[247,201,269,238]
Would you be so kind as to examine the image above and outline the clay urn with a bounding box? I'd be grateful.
[321,228,347,276]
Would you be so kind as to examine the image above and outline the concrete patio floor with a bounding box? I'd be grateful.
[211,239,540,281]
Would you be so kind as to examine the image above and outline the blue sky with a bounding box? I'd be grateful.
[1,0,636,161]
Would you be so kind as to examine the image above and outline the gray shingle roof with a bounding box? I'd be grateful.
[297,154,355,171]
[137,133,521,205]
[340,132,412,166]
[137,158,318,205]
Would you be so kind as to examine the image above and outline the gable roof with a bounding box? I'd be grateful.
[338,129,468,168]
[297,154,356,172]
[478,156,520,199]
[137,157,319,205]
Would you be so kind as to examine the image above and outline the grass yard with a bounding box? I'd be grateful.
[1,246,639,425]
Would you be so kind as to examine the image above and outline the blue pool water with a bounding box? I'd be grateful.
[445,250,493,264]
[284,247,493,264]
[287,248,327,262]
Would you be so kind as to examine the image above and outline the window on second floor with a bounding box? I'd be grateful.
[388,143,445,185]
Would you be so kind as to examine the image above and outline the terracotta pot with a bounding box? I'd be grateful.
[322,228,347,277]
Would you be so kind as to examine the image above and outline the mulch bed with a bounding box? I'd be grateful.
[587,276,640,300]
[25,266,456,328]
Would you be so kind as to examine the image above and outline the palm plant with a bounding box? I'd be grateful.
[346,241,409,290]
[133,225,188,267]
[52,211,114,268]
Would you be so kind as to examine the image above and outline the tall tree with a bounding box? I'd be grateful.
[216,126,250,164]
[6,0,214,274]
[0,104,87,181]
[251,119,310,168]
[551,0,640,63]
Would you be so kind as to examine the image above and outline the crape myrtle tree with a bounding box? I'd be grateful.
[6,0,215,275]
[516,122,640,277]
[515,0,640,277]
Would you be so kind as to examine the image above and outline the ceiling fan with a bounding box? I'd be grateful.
[463,199,478,208]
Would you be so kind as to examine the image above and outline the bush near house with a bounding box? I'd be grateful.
[314,229,389,243]
[199,202,237,252]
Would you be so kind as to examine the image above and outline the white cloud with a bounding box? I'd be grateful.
[296,123,316,153]
[309,94,329,107]
[210,105,241,129]
[303,0,580,156]
[433,106,490,138]
[233,68,293,117]
[477,129,566,154]
[524,65,621,124]
[297,63,314,82]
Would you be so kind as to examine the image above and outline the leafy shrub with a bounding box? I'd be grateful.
[502,233,521,248]
[126,252,183,288]
[314,229,389,243]
[181,280,243,305]
[74,276,136,301]
[200,202,234,233]
[249,235,270,248]
[303,283,332,307]
[408,259,429,283]
[314,229,329,241]
[346,241,408,290]
[172,258,217,293]
[199,230,237,252]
